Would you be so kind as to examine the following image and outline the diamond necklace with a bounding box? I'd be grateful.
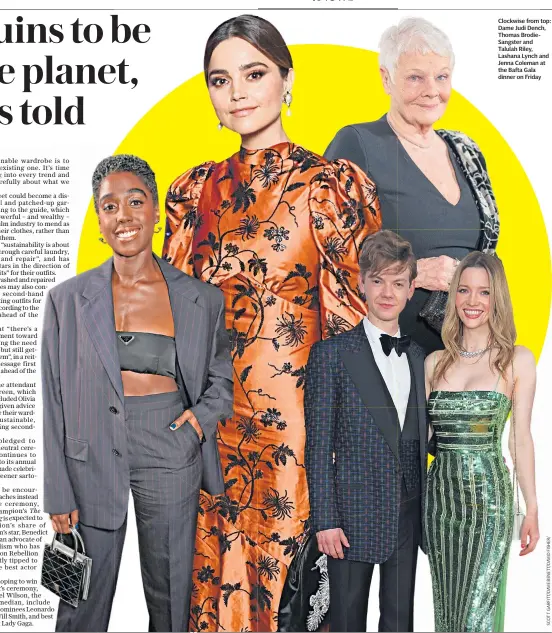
[458,346,490,359]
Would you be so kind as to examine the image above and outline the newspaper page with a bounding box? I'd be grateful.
[0,1,550,631]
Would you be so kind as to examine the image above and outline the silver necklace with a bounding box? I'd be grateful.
[459,346,490,359]
[386,115,436,150]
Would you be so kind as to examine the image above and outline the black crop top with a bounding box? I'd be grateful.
[116,332,177,379]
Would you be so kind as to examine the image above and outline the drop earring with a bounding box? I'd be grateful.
[99,235,107,244]
[217,122,223,131]
[154,220,162,234]
[283,91,292,117]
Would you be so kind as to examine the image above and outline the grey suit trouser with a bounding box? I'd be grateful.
[56,392,202,632]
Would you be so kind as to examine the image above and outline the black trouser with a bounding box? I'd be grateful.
[328,488,421,632]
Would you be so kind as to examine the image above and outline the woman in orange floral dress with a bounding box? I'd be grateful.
[163,15,381,632]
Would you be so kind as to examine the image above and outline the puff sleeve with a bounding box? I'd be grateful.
[308,159,381,338]
[163,162,215,274]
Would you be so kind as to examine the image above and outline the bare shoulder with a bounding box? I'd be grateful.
[425,349,444,372]
[513,345,536,375]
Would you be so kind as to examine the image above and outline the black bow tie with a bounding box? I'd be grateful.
[379,333,411,357]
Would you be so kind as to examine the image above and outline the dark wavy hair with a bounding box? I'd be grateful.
[203,14,293,82]
[92,154,158,212]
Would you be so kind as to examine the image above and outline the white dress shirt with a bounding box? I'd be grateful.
[362,317,411,430]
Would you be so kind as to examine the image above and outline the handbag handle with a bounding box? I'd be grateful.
[51,526,86,562]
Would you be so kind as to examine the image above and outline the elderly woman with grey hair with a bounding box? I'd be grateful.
[325,17,500,354]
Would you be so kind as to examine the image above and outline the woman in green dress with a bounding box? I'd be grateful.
[424,251,539,632]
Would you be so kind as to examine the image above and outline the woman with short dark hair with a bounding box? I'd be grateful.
[43,154,233,632]
[163,14,381,632]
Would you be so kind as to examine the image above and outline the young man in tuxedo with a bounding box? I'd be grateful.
[304,230,429,632]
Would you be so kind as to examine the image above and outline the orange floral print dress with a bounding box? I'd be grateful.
[163,142,381,632]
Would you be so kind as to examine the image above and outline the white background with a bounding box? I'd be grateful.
[1,2,550,631]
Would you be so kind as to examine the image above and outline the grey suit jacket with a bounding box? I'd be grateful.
[42,254,233,530]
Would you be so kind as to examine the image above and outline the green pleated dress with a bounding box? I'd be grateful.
[424,390,514,632]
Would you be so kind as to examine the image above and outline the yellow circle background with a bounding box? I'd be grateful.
[78,45,550,358]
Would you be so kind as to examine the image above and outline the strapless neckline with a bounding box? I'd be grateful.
[429,389,511,403]
[425,388,514,632]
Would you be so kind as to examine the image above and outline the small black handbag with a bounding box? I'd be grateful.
[41,527,92,608]
[277,533,329,632]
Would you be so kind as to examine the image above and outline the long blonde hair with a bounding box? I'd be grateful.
[434,252,516,386]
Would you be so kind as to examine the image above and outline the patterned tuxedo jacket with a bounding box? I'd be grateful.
[304,322,430,563]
